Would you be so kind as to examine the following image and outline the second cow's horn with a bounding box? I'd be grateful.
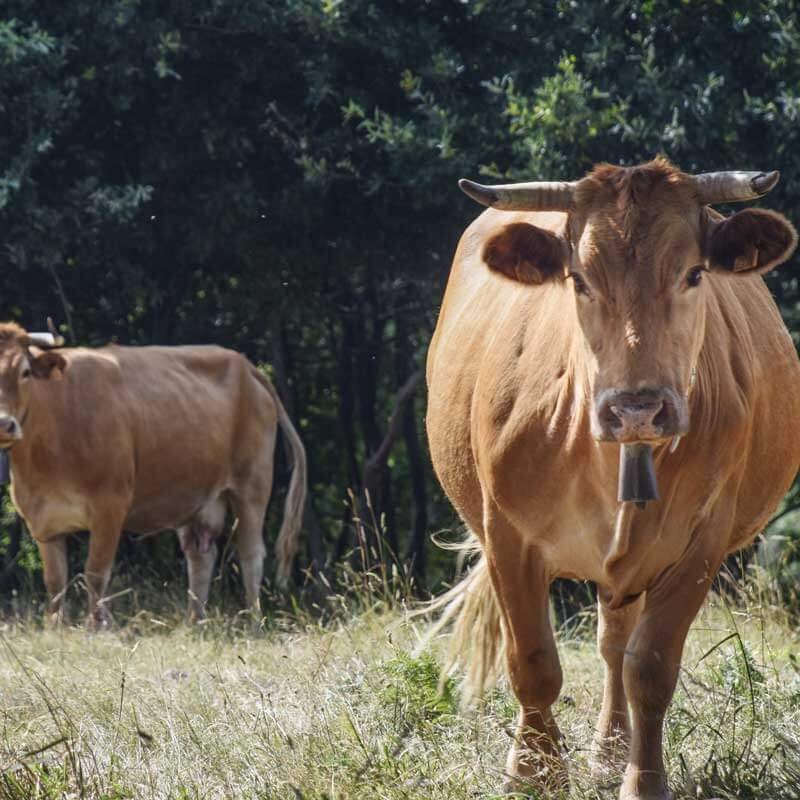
[26,317,65,349]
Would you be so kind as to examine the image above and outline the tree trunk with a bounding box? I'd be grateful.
[360,369,423,570]
[403,393,428,590]
[395,312,428,591]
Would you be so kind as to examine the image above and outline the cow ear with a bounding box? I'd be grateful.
[30,351,67,380]
[483,222,568,284]
[707,208,798,275]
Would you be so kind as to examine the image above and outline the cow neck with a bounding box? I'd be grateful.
[12,380,55,464]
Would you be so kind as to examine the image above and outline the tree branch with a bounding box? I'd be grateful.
[46,261,76,343]
[362,369,422,496]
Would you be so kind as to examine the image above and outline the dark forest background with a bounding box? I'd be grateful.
[2,0,800,608]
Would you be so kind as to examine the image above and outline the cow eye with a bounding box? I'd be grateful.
[568,272,591,297]
[686,266,705,288]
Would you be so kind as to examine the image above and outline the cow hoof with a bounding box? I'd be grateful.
[45,606,68,628]
[86,609,113,633]
[504,744,568,796]
[589,758,622,788]
[619,793,672,800]
[589,732,628,784]
[502,777,569,798]
[619,770,671,800]
[188,609,206,625]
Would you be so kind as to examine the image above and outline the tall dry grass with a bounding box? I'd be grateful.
[0,545,798,799]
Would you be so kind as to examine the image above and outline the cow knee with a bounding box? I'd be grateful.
[509,646,563,711]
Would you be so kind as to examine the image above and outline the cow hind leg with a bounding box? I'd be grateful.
[178,496,226,622]
[38,537,69,624]
[234,503,268,614]
[591,593,645,780]
[229,487,270,616]
[178,525,218,623]
[483,509,564,793]
[85,511,125,630]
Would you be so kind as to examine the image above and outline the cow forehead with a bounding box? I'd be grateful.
[577,206,702,280]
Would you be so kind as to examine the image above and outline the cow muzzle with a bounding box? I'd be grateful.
[593,388,687,443]
[0,415,22,448]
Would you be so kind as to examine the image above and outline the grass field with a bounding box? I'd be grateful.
[0,584,798,800]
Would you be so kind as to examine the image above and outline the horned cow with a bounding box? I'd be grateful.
[426,159,800,799]
[0,324,307,626]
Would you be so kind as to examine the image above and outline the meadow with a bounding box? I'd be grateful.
[5,3,800,798]
[0,570,798,800]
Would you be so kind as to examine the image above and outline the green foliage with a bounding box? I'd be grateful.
[2,0,800,598]
[380,651,458,726]
[669,623,800,800]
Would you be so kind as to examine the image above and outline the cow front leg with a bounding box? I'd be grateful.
[484,510,564,793]
[591,593,645,778]
[38,536,69,624]
[620,542,723,800]
[85,517,123,630]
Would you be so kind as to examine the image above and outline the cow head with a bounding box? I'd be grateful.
[0,322,67,448]
[461,158,797,444]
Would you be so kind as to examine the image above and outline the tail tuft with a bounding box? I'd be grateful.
[416,530,504,706]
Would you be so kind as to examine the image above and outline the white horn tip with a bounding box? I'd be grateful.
[33,333,57,346]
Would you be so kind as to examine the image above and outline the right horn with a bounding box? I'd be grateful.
[458,178,577,211]
[692,170,780,205]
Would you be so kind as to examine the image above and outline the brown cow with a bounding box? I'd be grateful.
[426,158,800,799]
[0,323,307,626]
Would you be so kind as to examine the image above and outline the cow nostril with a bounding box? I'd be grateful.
[602,403,624,429]
[653,405,669,428]
[606,397,663,425]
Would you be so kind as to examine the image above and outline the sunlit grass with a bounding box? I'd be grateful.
[0,584,798,799]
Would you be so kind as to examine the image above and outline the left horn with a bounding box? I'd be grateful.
[458,178,577,211]
[692,170,780,205]
[25,318,65,349]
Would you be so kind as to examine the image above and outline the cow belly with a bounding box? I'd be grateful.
[124,486,224,534]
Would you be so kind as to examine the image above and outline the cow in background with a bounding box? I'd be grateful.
[426,159,800,799]
[0,323,307,625]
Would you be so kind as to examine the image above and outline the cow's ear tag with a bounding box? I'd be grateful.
[618,443,659,507]
[0,451,10,486]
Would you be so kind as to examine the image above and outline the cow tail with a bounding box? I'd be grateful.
[416,530,505,706]
[253,369,308,585]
